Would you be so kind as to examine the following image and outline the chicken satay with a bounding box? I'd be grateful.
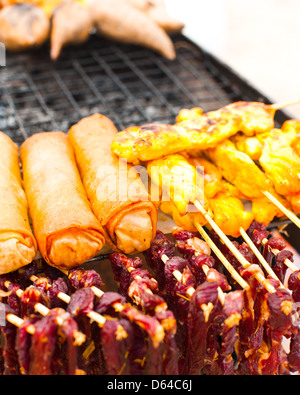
[91,0,176,60]
[259,129,300,196]
[187,156,223,199]
[147,154,210,219]
[176,107,204,124]
[206,140,273,199]
[159,152,252,237]
[160,201,208,232]
[282,119,300,157]
[177,101,277,135]
[251,197,287,227]
[206,140,291,224]
[224,101,276,136]
[126,0,184,33]
[50,1,93,60]
[231,133,263,161]
[187,156,254,237]
[0,4,50,51]
[208,192,254,238]
[111,109,242,163]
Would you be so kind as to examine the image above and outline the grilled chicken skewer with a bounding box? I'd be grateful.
[147,154,276,293]
[111,100,300,164]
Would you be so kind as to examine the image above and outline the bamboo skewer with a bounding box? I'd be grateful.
[29,275,106,326]
[239,227,285,287]
[59,269,165,343]
[269,98,300,111]
[261,238,299,273]
[263,191,300,230]
[6,313,36,335]
[3,281,86,344]
[160,253,219,320]
[193,199,277,294]
[193,222,250,292]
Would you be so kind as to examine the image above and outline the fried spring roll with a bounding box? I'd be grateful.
[68,114,158,255]
[20,132,106,270]
[0,132,37,275]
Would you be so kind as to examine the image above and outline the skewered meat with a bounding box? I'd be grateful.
[108,252,179,375]
[147,154,210,217]
[209,191,254,238]
[259,129,300,196]
[91,0,176,60]
[111,109,242,163]
[50,1,93,60]
[0,308,20,375]
[224,101,276,136]
[288,270,300,303]
[29,308,79,375]
[179,102,276,136]
[101,318,134,375]
[206,140,273,199]
[16,317,39,375]
[0,4,50,51]
[231,133,263,161]
[143,230,175,290]
[182,281,219,375]
[221,291,244,374]
[187,156,254,236]
[68,268,103,291]
[187,156,223,199]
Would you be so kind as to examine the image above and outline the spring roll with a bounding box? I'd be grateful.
[20,132,106,270]
[0,132,37,275]
[68,114,158,255]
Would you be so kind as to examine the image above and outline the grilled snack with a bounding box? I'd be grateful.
[50,1,93,60]
[0,3,50,51]
[259,129,300,196]
[91,0,176,60]
[0,132,37,275]
[111,109,242,163]
[20,132,106,270]
[68,114,158,255]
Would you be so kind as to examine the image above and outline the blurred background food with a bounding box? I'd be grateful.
[0,0,184,60]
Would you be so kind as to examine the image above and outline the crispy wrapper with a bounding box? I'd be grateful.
[20,132,105,270]
[0,132,37,275]
[68,114,158,255]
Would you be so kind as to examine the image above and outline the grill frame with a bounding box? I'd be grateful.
[0,34,290,144]
[0,33,298,252]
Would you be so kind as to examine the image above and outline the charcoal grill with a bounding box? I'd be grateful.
[0,33,298,262]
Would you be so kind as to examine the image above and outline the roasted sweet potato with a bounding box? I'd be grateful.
[92,0,176,59]
[0,4,50,51]
[50,1,93,60]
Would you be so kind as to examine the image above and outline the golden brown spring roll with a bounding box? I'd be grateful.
[68,114,158,255]
[20,132,106,270]
[0,132,37,275]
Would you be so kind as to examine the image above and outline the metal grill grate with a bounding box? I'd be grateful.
[0,34,289,146]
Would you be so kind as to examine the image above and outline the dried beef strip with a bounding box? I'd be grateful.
[101,318,134,375]
[182,281,219,375]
